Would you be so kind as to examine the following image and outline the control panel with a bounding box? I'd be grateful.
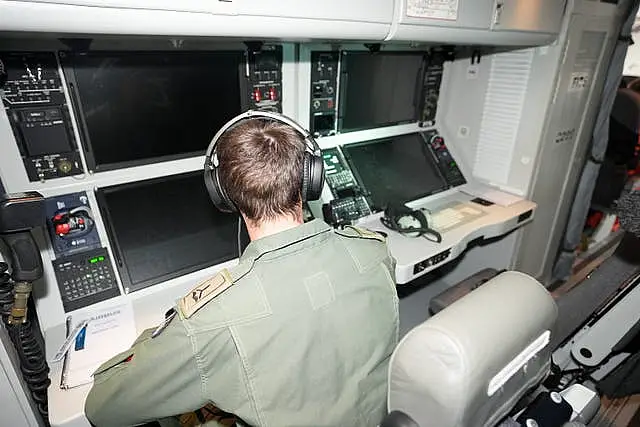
[309,51,339,136]
[413,249,451,275]
[321,147,371,225]
[424,131,466,187]
[420,59,444,125]
[52,247,120,312]
[247,46,282,112]
[1,52,83,181]
[323,148,357,195]
[323,196,371,226]
[46,192,100,257]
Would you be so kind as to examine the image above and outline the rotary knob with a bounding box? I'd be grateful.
[57,159,73,174]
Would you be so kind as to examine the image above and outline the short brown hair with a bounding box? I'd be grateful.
[217,119,306,223]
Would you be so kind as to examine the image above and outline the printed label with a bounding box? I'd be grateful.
[407,0,459,20]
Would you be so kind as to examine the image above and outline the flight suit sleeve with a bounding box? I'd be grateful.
[84,311,208,427]
[384,241,397,280]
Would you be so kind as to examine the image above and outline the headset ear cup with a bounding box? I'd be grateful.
[304,151,324,201]
[310,153,325,201]
[302,152,311,202]
[215,168,236,213]
[205,166,236,213]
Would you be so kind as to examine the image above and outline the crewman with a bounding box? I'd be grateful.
[84,114,399,426]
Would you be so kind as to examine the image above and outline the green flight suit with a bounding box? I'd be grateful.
[85,219,399,427]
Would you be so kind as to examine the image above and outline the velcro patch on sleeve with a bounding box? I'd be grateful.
[179,269,233,319]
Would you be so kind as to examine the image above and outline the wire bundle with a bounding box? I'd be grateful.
[1,262,50,423]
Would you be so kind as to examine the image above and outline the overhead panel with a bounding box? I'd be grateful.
[387,0,566,45]
[0,0,393,40]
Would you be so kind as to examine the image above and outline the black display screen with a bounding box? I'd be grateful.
[342,133,446,210]
[339,52,424,132]
[97,172,237,291]
[65,51,244,170]
[21,110,72,156]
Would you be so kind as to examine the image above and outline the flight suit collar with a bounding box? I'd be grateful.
[240,219,332,262]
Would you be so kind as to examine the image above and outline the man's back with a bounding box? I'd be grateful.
[85,220,399,427]
[192,219,399,426]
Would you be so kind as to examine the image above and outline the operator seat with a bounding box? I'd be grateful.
[386,271,557,427]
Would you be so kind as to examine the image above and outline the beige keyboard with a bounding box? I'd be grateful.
[430,208,465,230]
[427,204,484,232]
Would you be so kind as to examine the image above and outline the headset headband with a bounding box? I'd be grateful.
[204,110,325,213]
[205,110,320,169]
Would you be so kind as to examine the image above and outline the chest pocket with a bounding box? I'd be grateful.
[181,278,272,334]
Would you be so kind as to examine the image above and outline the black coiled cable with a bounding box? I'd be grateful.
[0,262,14,314]
[380,204,442,243]
[1,262,51,424]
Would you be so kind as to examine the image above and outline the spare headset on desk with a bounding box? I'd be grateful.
[380,204,442,243]
[204,110,325,213]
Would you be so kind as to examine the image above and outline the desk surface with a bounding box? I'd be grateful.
[46,280,190,427]
[357,191,536,283]
[45,189,535,426]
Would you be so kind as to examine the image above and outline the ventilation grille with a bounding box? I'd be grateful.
[473,49,534,185]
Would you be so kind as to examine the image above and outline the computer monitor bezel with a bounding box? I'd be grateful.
[61,49,249,173]
[341,131,448,211]
[336,50,427,133]
[95,171,238,292]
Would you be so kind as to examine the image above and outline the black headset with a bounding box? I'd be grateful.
[204,110,325,213]
[380,204,442,243]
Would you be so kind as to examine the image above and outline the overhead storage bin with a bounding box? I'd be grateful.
[387,0,566,45]
[0,0,394,40]
[0,0,566,46]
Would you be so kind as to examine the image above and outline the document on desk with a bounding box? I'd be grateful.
[60,302,136,389]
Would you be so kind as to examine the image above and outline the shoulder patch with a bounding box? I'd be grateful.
[179,269,234,319]
[335,225,386,243]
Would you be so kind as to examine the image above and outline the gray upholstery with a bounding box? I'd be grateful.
[388,271,558,427]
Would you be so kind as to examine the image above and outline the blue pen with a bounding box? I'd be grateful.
[52,319,89,362]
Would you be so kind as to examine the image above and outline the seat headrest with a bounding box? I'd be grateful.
[388,271,557,427]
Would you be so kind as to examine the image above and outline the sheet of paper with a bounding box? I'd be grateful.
[61,302,136,389]
[462,183,524,207]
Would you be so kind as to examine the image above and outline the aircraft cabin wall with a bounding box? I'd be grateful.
[435,0,628,283]
[514,0,624,282]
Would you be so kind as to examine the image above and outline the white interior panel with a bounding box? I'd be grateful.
[516,14,617,282]
[473,48,534,189]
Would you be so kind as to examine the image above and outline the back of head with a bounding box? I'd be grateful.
[216,119,306,223]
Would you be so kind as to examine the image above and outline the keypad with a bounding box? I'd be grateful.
[327,170,355,189]
[57,263,114,302]
[331,196,371,221]
[53,248,120,312]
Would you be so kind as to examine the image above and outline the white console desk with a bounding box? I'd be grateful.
[45,271,211,427]
[45,187,535,426]
[356,188,536,284]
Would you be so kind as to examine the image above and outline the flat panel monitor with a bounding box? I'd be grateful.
[342,133,447,210]
[338,52,424,132]
[97,172,238,291]
[64,51,245,171]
